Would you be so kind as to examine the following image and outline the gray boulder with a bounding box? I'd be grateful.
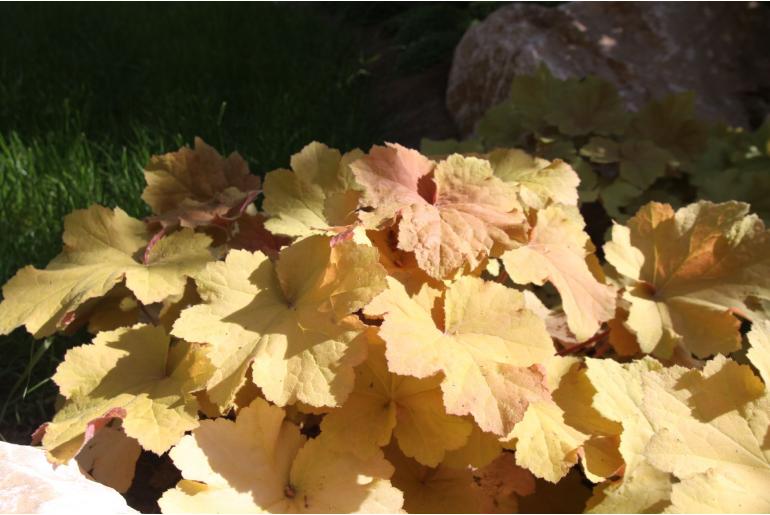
[447,2,770,136]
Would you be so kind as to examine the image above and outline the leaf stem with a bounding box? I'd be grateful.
[556,328,609,356]
[137,300,160,326]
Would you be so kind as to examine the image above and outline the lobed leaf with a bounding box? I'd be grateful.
[353,144,524,279]
[263,141,364,238]
[142,137,260,229]
[365,276,553,436]
[502,205,616,341]
[173,235,386,410]
[0,205,213,338]
[159,397,404,513]
[320,332,472,467]
[605,201,770,358]
[43,324,212,463]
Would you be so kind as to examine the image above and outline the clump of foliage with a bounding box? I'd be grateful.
[0,2,384,434]
[424,66,770,223]
[1,137,769,513]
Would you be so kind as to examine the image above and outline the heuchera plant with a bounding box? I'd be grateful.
[1,137,769,513]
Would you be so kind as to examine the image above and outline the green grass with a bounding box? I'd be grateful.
[0,3,381,438]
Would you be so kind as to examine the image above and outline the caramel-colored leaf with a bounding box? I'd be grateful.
[605,201,770,358]
[142,137,259,219]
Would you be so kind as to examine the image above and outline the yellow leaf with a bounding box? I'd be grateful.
[551,363,624,483]
[541,354,580,391]
[352,144,524,279]
[159,398,403,513]
[75,424,141,493]
[0,205,213,338]
[365,276,553,436]
[125,228,214,305]
[386,445,483,514]
[514,355,624,485]
[579,436,624,484]
[263,142,364,238]
[556,366,621,435]
[592,358,767,513]
[43,325,212,462]
[173,235,386,409]
[502,205,616,340]
[642,356,770,513]
[586,357,662,468]
[748,319,770,385]
[584,357,672,512]
[663,469,770,514]
[585,464,671,514]
[488,148,579,209]
[605,201,770,358]
[85,286,142,334]
[506,400,588,483]
[321,332,472,466]
[86,281,204,336]
[442,423,503,469]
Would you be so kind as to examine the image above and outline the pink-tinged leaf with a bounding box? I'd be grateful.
[142,138,260,232]
[329,224,358,247]
[31,422,48,446]
[502,205,616,341]
[353,145,525,279]
[143,228,167,265]
[83,407,127,442]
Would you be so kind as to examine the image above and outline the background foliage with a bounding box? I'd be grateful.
[423,66,770,239]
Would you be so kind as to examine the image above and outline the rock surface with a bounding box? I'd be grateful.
[447,2,770,136]
[0,441,136,514]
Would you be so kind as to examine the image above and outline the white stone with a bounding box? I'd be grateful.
[0,441,137,514]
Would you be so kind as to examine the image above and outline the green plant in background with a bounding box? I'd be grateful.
[424,66,770,222]
[691,120,770,221]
